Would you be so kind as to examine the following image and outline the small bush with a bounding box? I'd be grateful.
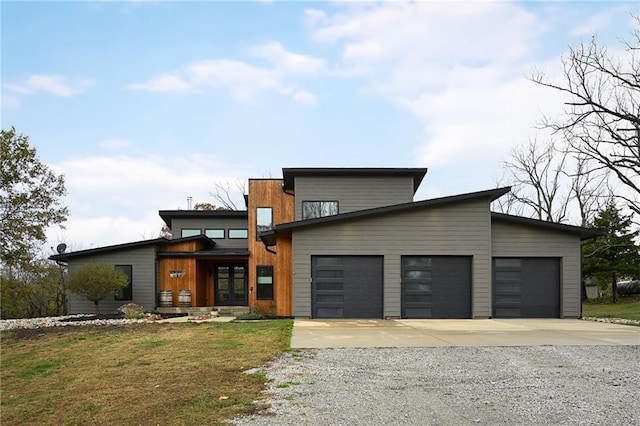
[235,310,265,320]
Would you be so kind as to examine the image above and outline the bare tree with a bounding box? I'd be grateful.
[210,179,247,211]
[531,19,640,217]
[502,138,570,222]
[496,138,611,225]
[571,153,613,225]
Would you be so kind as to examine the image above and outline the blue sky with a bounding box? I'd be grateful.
[2,1,638,251]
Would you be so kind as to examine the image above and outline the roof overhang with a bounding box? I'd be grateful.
[159,210,248,227]
[491,212,604,240]
[282,168,428,194]
[258,230,278,247]
[157,249,249,258]
[48,235,218,262]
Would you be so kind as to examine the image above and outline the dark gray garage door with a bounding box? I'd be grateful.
[401,256,472,319]
[493,258,560,318]
[312,256,383,319]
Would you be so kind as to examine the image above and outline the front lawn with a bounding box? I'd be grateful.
[582,297,640,321]
[1,320,292,425]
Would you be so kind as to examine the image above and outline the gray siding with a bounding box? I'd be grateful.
[491,220,582,318]
[292,200,492,318]
[67,246,157,314]
[170,217,248,248]
[294,176,415,220]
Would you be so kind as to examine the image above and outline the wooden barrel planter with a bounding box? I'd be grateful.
[159,290,173,307]
[178,290,192,307]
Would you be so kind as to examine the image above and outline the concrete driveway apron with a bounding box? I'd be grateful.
[290,318,640,348]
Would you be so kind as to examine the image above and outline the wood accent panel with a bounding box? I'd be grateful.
[158,257,197,306]
[159,240,204,252]
[248,179,295,316]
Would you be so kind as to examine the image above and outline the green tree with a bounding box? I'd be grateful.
[0,259,67,319]
[1,127,68,268]
[583,202,640,302]
[66,263,129,314]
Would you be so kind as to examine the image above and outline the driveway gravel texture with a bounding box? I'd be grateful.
[232,345,640,426]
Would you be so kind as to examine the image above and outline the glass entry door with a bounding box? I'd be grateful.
[215,264,247,306]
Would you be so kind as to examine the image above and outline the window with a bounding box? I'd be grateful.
[256,265,274,300]
[181,228,201,238]
[302,201,338,220]
[205,229,225,239]
[256,207,273,239]
[228,229,248,239]
[115,265,132,300]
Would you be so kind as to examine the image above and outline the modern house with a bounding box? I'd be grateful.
[50,168,600,319]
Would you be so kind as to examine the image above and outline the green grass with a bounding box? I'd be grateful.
[583,296,640,321]
[1,320,292,426]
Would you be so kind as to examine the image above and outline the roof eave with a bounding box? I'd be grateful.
[490,212,604,239]
[274,187,511,232]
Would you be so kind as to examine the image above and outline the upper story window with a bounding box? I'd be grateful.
[302,201,339,220]
[228,229,248,239]
[181,228,201,238]
[256,207,273,238]
[205,229,225,239]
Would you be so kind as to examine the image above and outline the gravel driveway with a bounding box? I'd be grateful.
[232,345,639,425]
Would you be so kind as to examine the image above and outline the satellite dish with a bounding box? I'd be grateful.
[56,243,67,254]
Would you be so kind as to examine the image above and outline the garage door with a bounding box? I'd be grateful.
[493,258,560,318]
[312,256,383,319]
[401,256,472,319]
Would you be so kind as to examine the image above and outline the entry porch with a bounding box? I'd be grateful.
[157,250,250,309]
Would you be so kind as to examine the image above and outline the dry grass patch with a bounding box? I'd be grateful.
[1,320,292,425]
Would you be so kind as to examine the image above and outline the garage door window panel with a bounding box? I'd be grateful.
[402,256,472,319]
[493,258,559,318]
[312,256,383,319]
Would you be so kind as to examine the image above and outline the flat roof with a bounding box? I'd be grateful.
[281,168,428,193]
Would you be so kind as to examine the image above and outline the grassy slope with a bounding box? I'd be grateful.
[1,320,292,426]
[582,297,640,321]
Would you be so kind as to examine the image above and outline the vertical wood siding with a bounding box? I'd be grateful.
[293,176,415,220]
[292,200,492,318]
[158,257,197,306]
[67,246,157,313]
[491,220,582,318]
[248,180,295,316]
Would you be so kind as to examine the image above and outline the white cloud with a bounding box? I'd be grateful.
[126,74,191,93]
[186,59,279,103]
[305,8,326,25]
[569,5,633,37]
[5,75,93,97]
[250,41,325,75]
[291,90,317,105]
[47,152,251,249]
[128,43,322,105]
[308,1,579,166]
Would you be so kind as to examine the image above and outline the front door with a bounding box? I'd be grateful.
[215,264,247,306]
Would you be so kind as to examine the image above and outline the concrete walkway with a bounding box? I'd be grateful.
[291,319,640,348]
